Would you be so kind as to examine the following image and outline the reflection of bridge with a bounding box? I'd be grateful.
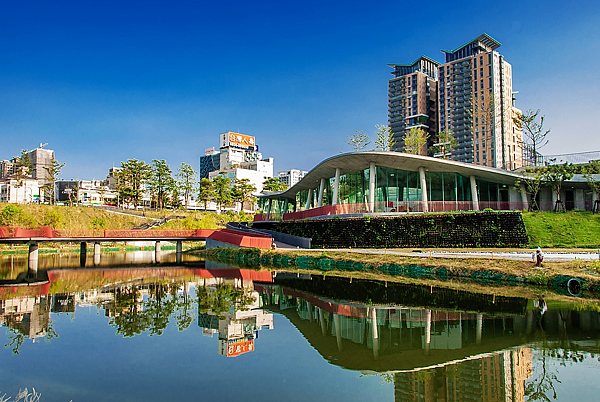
[0,226,273,270]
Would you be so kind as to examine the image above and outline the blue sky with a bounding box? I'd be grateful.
[1,0,599,180]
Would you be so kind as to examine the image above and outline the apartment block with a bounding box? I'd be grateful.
[388,34,523,170]
[388,56,439,153]
[278,169,308,188]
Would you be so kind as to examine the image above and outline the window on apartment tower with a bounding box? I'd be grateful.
[482,151,486,160]
[481,68,484,77]
[474,82,478,91]
[476,153,480,162]
[474,70,477,79]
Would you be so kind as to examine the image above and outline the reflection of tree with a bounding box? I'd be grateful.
[108,281,195,337]
[525,311,563,402]
[173,283,194,331]
[109,286,149,337]
[525,349,561,402]
[195,282,255,319]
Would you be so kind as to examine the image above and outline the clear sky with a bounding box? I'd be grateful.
[1,0,599,180]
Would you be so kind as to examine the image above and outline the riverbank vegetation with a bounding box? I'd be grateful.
[203,247,600,297]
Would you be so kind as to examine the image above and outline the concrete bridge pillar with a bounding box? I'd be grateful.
[80,242,87,267]
[28,242,39,272]
[94,242,101,266]
[176,240,183,264]
[155,241,161,263]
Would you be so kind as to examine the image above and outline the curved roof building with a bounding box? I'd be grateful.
[255,152,596,221]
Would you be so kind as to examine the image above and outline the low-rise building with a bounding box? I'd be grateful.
[0,178,42,204]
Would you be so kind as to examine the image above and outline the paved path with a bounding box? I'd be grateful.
[277,246,600,262]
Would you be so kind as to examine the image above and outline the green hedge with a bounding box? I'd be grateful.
[253,211,528,248]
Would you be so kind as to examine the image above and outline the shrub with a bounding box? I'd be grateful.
[0,204,23,226]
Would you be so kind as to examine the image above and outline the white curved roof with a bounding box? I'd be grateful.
[261,151,522,199]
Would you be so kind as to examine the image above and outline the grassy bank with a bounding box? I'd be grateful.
[203,247,600,296]
[0,203,149,229]
[522,211,600,248]
[0,203,252,231]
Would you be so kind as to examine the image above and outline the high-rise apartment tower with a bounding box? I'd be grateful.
[388,34,523,170]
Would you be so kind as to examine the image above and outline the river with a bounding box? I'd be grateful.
[1,251,600,401]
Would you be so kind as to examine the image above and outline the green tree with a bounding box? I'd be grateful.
[42,158,65,205]
[542,162,574,211]
[403,127,429,155]
[211,174,233,213]
[232,178,257,212]
[373,124,395,151]
[148,159,176,210]
[514,109,550,167]
[515,168,544,211]
[116,159,152,209]
[582,160,600,212]
[431,130,457,159]
[262,177,288,193]
[198,178,215,211]
[347,130,370,152]
[176,162,198,208]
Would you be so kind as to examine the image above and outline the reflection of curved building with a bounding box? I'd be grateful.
[255,276,600,401]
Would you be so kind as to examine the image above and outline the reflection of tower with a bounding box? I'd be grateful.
[393,347,532,402]
[0,295,52,340]
[196,279,274,357]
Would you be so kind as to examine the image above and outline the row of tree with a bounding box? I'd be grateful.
[115,159,199,210]
[517,160,600,212]
[348,109,551,165]
[347,124,458,157]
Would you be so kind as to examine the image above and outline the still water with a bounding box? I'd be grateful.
[1,251,600,401]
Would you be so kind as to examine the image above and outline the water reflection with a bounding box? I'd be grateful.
[2,253,600,401]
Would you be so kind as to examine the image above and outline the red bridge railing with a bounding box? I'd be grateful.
[0,227,272,249]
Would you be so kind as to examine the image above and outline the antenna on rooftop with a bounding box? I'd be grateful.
[39,143,48,149]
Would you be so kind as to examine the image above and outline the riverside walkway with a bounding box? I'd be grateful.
[286,248,600,262]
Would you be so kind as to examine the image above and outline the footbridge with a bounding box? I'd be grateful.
[0,226,274,270]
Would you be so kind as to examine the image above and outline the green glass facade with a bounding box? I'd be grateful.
[264,166,480,214]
